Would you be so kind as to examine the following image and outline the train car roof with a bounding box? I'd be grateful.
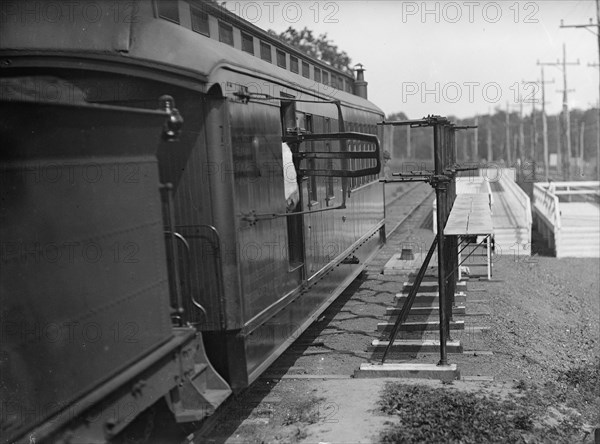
[0,1,383,115]
[130,17,384,114]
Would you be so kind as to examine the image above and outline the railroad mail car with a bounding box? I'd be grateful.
[0,1,385,442]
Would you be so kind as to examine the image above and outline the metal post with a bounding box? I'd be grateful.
[486,235,492,280]
[446,126,456,325]
[542,67,550,181]
[434,123,449,366]
[505,102,512,165]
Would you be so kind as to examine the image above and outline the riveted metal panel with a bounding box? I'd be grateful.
[0,99,172,440]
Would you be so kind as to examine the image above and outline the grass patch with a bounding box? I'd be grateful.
[379,384,531,443]
[282,396,326,426]
[542,357,600,425]
[378,379,591,444]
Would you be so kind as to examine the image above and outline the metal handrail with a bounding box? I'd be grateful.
[381,237,439,363]
[164,231,208,325]
[175,224,226,331]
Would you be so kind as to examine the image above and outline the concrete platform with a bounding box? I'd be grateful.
[376,320,465,332]
[371,339,463,353]
[354,363,460,381]
[383,251,438,275]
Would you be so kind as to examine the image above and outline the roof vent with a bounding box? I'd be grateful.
[354,63,368,99]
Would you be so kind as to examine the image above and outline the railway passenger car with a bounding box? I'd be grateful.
[0,1,385,442]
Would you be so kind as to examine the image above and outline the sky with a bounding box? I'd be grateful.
[225,0,599,119]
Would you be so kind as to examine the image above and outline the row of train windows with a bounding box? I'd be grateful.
[156,1,353,93]
[347,123,380,189]
[215,17,349,91]
[302,119,379,203]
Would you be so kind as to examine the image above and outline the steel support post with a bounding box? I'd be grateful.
[434,124,449,366]
[445,126,456,328]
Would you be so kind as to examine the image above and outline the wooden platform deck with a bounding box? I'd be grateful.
[444,194,493,236]
[490,171,532,255]
[560,202,600,228]
[443,192,493,280]
[533,181,600,257]
[439,170,532,256]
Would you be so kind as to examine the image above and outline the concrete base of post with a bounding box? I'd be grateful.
[354,363,460,381]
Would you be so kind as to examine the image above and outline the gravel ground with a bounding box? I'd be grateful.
[482,255,599,384]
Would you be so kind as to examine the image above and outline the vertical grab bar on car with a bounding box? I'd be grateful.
[161,183,184,323]
[165,231,208,325]
[196,225,226,331]
[172,224,226,331]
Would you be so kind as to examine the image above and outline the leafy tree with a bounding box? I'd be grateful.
[270,26,353,73]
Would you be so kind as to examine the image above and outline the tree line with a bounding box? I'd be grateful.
[385,108,599,177]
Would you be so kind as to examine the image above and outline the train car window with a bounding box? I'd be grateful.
[218,22,234,46]
[290,56,299,73]
[348,122,356,189]
[156,0,179,23]
[322,71,329,86]
[280,94,296,133]
[190,7,209,35]
[346,79,353,94]
[301,61,310,79]
[260,42,272,63]
[359,123,366,186]
[314,68,321,83]
[325,117,335,202]
[304,114,318,205]
[241,32,254,54]
[276,49,286,69]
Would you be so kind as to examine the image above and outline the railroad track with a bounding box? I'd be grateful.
[385,182,435,236]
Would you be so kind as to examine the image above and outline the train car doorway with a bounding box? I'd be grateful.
[280,96,306,279]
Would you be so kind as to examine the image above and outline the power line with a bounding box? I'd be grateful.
[538,44,580,180]
[524,70,556,181]
[560,0,600,178]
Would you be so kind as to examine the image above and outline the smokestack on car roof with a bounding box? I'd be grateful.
[354,63,368,100]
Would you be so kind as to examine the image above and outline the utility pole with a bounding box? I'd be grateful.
[522,80,538,163]
[473,115,479,161]
[518,99,525,163]
[530,66,556,181]
[522,79,539,181]
[538,44,580,180]
[580,120,586,173]
[505,101,512,165]
[486,113,493,163]
[560,2,600,178]
[506,99,524,167]
[556,115,562,176]
[597,100,600,175]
